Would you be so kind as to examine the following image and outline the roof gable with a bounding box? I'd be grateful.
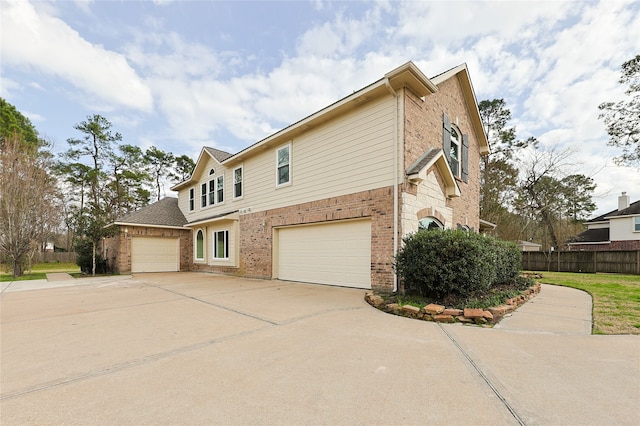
[407,148,461,198]
[431,64,489,156]
[112,197,186,228]
[172,146,233,191]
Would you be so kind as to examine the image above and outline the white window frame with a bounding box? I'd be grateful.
[189,188,195,211]
[449,125,461,178]
[213,230,229,260]
[276,143,292,187]
[233,166,243,199]
[201,183,207,208]
[195,229,205,261]
[216,174,225,204]
[208,179,216,206]
[634,216,640,232]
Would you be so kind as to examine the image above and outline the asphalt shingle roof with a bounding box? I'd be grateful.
[586,199,640,223]
[204,147,233,163]
[407,148,442,175]
[570,228,610,244]
[114,197,186,227]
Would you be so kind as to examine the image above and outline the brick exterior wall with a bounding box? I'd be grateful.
[105,226,192,274]
[568,240,640,251]
[402,79,481,234]
[193,186,396,292]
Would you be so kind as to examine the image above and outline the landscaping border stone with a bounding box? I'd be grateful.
[365,283,541,326]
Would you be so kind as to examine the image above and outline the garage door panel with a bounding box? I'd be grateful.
[131,237,179,273]
[277,220,371,289]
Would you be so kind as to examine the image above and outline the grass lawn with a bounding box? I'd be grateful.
[0,262,80,282]
[532,271,640,335]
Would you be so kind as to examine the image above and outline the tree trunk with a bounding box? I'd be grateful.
[92,241,96,276]
[12,259,23,278]
[541,210,559,249]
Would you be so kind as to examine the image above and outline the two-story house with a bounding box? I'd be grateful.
[567,192,640,250]
[106,61,489,293]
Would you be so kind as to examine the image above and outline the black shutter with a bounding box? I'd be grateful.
[443,113,451,164]
[462,134,469,183]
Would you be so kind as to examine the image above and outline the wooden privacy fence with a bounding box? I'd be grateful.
[31,252,77,263]
[522,250,640,275]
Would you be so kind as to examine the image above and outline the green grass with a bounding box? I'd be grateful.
[531,271,640,335]
[1,262,80,282]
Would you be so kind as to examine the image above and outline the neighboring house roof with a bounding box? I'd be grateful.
[112,197,187,229]
[569,228,610,244]
[586,200,640,223]
[518,241,542,248]
[172,61,489,191]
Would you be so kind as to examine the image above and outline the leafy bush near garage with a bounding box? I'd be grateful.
[75,238,107,274]
[394,229,522,299]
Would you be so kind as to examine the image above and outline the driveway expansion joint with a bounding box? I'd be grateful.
[438,323,526,426]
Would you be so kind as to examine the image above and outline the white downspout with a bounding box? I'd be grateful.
[384,79,399,293]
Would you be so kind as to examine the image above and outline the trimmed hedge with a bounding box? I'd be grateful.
[394,229,522,299]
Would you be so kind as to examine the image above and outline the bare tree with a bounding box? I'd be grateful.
[0,134,62,277]
[514,147,596,249]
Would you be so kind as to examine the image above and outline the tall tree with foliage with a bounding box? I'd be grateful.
[106,144,150,218]
[0,133,62,277]
[0,98,40,150]
[60,115,122,275]
[173,154,196,183]
[144,146,175,201]
[599,55,640,167]
[478,99,537,235]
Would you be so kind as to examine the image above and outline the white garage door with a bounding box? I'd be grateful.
[131,237,179,273]
[277,220,371,289]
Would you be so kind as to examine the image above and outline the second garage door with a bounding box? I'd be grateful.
[131,237,179,273]
[276,220,371,289]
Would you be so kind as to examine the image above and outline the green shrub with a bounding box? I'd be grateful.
[492,239,522,285]
[394,229,524,299]
[75,239,107,274]
[394,230,497,299]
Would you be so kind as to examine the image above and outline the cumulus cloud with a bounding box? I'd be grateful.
[0,0,153,112]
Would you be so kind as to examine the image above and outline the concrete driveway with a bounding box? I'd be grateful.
[1,273,638,425]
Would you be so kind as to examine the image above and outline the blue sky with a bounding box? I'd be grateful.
[2,0,639,214]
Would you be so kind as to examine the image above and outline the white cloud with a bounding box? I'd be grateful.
[0,77,21,98]
[0,0,153,112]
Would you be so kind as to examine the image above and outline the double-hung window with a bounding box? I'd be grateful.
[213,230,229,259]
[449,127,460,177]
[233,167,243,198]
[189,188,195,211]
[277,144,291,186]
[208,180,215,205]
[201,183,207,208]
[216,175,224,203]
[442,113,469,183]
[635,217,640,232]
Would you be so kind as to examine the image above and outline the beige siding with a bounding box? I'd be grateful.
[180,95,397,221]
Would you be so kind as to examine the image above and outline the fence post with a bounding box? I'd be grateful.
[594,251,597,274]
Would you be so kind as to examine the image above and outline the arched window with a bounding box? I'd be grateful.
[196,229,204,260]
[418,217,444,231]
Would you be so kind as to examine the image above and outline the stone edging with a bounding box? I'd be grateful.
[365,283,541,326]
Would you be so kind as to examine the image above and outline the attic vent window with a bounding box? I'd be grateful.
[209,168,215,175]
